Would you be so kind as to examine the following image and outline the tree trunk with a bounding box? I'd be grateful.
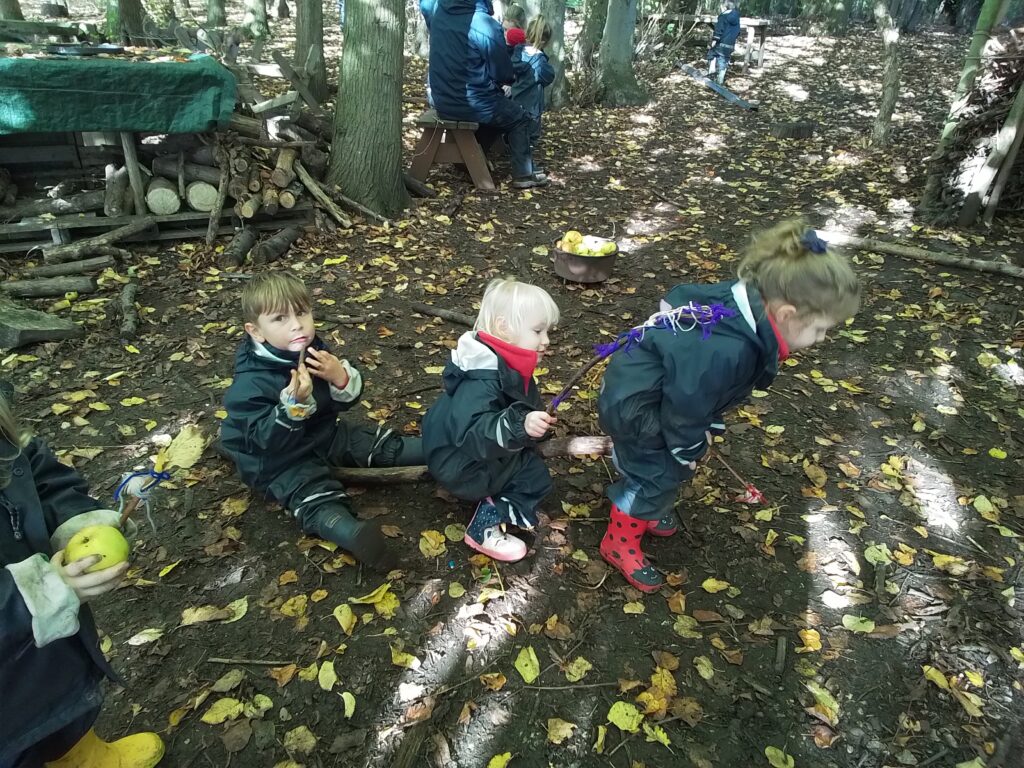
[575,0,607,67]
[538,0,568,110]
[295,0,327,103]
[959,84,1024,226]
[827,0,851,33]
[327,0,409,216]
[207,0,226,26]
[920,0,1009,208]
[105,0,121,39]
[871,1,901,146]
[596,0,645,106]
[0,0,25,22]
[243,0,269,38]
[119,0,148,37]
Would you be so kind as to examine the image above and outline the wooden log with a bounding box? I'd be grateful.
[152,156,222,186]
[119,132,148,216]
[330,436,614,484]
[228,112,264,139]
[228,173,249,201]
[294,160,350,227]
[145,177,181,215]
[271,148,298,188]
[234,192,263,219]
[983,110,1024,226]
[819,230,1024,280]
[247,167,263,193]
[23,254,115,277]
[120,282,138,339]
[0,189,104,223]
[206,159,231,246]
[43,217,155,264]
[330,186,390,226]
[176,152,186,198]
[188,145,218,167]
[252,91,299,114]
[770,121,815,139]
[185,180,219,212]
[1,276,97,298]
[279,184,302,209]
[409,301,474,327]
[222,225,258,267]
[0,19,100,41]
[104,165,131,218]
[0,295,82,349]
[261,186,280,216]
[250,226,301,265]
[295,109,332,139]
[403,172,436,198]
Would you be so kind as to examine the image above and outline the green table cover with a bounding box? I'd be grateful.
[0,54,236,135]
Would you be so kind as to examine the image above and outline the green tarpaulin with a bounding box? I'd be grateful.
[0,54,236,135]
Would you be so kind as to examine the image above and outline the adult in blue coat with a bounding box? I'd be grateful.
[427,0,548,188]
[707,0,741,84]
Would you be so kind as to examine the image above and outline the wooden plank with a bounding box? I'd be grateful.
[678,63,759,110]
[271,51,321,109]
[252,91,299,114]
[247,62,285,78]
[119,132,148,216]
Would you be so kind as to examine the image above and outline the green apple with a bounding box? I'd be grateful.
[65,524,130,573]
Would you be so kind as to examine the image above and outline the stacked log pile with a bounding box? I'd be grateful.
[931,25,1024,226]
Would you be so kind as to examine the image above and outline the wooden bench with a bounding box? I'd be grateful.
[408,110,495,192]
[643,14,769,72]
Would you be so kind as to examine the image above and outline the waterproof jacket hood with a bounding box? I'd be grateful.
[510,45,555,118]
[713,8,741,48]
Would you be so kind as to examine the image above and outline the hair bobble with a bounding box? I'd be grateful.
[800,230,829,254]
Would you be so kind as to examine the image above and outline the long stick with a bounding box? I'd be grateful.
[294,160,352,227]
[409,301,474,327]
[545,347,618,415]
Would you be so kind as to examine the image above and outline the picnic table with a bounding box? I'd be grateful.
[643,13,769,71]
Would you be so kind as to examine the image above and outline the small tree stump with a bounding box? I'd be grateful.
[104,164,132,217]
[222,225,258,267]
[271,148,298,188]
[251,226,301,265]
[146,177,181,215]
[185,180,220,212]
[0,296,82,349]
[234,192,263,219]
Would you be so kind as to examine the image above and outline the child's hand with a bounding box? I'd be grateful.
[51,550,128,602]
[305,348,349,389]
[524,411,556,438]
[288,355,314,402]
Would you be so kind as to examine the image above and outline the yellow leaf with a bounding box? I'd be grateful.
[89,402,111,411]
[374,591,400,619]
[515,646,540,684]
[694,656,715,680]
[805,680,840,726]
[673,615,702,639]
[932,552,971,576]
[607,701,644,732]
[423,365,445,374]
[318,659,337,691]
[50,403,72,415]
[448,581,466,598]
[666,590,686,614]
[564,656,593,683]
[444,523,467,541]
[224,597,248,623]
[390,645,421,670]
[989,447,1007,460]
[200,697,243,724]
[419,529,447,558]
[158,560,181,578]
[486,753,512,768]
[923,665,949,689]
[165,424,207,469]
[842,615,875,633]
[765,425,785,436]
[280,594,308,618]
[1011,647,1024,667]
[950,687,984,718]
[702,577,730,593]
[965,670,984,688]
[532,245,549,257]
[283,725,317,755]
[765,746,796,768]
[796,629,822,653]
[479,672,507,691]
[593,724,607,754]
[125,344,140,354]
[546,717,576,744]
[349,583,391,604]
[341,691,356,719]
[804,463,828,488]
[955,759,986,768]
[643,722,671,747]
[298,662,319,681]
[120,396,147,406]
[623,601,646,614]
[181,604,231,626]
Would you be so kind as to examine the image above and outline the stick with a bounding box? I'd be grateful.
[1,276,96,298]
[546,349,615,415]
[118,496,142,528]
[120,282,139,339]
[294,160,351,227]
[819,230,1024,280]
[43,218,154,264]
[409,301,474,327]
[403,172,436,198]
[206,159,230,246]
[774,635,786,676]
[23,254,115,277]
[330,186,390,226]
[206,657,293,666]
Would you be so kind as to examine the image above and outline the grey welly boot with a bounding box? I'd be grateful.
[312,506,395,571]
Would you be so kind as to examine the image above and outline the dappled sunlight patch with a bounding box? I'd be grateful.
[777,82,810,102]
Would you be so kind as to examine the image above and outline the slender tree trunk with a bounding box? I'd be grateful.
[921,0,1009,207]
[575,0,607,67]
[0,0,25,21]
[120,0,148,37]
[539,0,568,109]
[828,0,851,33]
[106,0,121,37]
[295,0,327,102]
[207,0,226,25]
[597,0,645,106]
[243,0,269,38]
[328,0,409,216]
[871,1,901,146]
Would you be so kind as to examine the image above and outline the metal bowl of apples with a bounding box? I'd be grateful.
[553,231,619,283]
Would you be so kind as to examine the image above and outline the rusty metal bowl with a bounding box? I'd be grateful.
[553,237,619,283]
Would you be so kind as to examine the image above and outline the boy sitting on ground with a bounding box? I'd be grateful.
[220,272,423,570]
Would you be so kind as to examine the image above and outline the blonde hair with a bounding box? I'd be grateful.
[241,272,312,324]
[737,220,860,321]
[474,278,560,340]
[504,3,526,27]
[0,389,28,450]
[526,15,552,47]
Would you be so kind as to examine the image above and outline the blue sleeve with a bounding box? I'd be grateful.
[477,21,515,85]
[533,52,555,87]
[712,13,726,41]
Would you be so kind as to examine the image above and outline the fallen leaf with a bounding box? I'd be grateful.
[419,530,447,558]
[318,659,337,691]
[694,656,715,680]
[390,645,421,670]
[666,590,686,614]
[564,656,593,683]
[547,717,577,744]
[165,424,207,469]
[593,724,607,754]
[341,691,356,719]
[671,697,703,727]
[841,615,875,633]
[486,754,512,768]
[480,672,507,691]
[283,725,317,755]
[765,746,796,768]
[623,601,645,614]
[607,701,644,732]
[515,646,540,684]
[201,697,243,725]
[796,629,822,653]
[279,594,308,618]
[643,722,671,747]
[212,669,246,692]
[333,604,357,636]
[702,577,730,593]
[127,627,164,645]
[448,581,466,598]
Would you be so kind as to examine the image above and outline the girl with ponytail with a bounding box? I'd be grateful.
[596,220,860,592]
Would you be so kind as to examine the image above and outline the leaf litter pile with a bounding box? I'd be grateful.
[9,27,1024,768]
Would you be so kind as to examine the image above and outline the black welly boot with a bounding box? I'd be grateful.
[312,506,395,571]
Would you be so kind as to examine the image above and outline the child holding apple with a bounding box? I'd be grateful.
[0,381,164,768]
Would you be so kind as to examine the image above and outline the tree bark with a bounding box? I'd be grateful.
[23,255,117,277]
[243,0,269,38]
[295,0,327,103]
[827,0,851,33]
[327,0,409,216]
[0,0,25,22]
[251,225,301,264]
[538,0,568,110]
[596,0,645,106]
[2,276,98,298]
[575,0,606,67]
[43,218,155,264]
[960,84,1024,226]
[1,190,105,223]
[222,225,258,266]
[921,0,1009,208]
[207,0,226,26]
[119,0,149,37]
[871,1,901,147]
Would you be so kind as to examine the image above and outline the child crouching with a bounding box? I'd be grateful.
[422,278,559,562]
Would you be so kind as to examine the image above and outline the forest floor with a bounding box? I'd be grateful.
[7,6,1024,768]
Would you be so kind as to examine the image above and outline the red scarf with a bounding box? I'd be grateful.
[478,332,538,392]
[766,313,790,362]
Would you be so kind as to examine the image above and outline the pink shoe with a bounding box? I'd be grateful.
[464,525,528,562]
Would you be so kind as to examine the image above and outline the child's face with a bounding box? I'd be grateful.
[245,304,316,352]
[770,304,836,352]
[506,311,553,358]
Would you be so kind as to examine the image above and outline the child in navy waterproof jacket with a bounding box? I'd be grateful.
[597,221,861,592]
[0,382,164,768]
[707,0,741,84]
[510,16,555,156]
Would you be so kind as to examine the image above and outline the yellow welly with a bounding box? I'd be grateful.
[45,729,164,768]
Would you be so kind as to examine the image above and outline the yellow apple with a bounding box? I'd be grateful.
[65,525,129,573]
